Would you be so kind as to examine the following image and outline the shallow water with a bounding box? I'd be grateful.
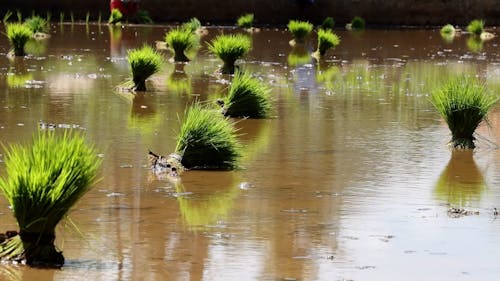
[0,23,500,281]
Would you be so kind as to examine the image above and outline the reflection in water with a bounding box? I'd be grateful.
[166,64,192,95]
[175,172,240,230]
[24,38,48,56]
[467,36,484,53]
[435,150,485,206]
[237,119,272,163]
[118,92,161,134]
[6,60,33,89]
[287,45,312,67]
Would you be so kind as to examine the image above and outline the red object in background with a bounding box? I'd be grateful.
[110,0,140,17]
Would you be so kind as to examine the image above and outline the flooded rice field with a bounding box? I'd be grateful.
[0,23,500,280]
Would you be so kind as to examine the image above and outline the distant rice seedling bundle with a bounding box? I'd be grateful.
[127,45,163,91]
[165,27,198,62]
[175,104,241,170]
[221,71,271,118]
[24,16,49,34]
[237,13,254,29]
[0,132,101,267]
[430,76,498,149]
[287,20,313,43]
[440,24,455,36]
[181,17,202,34]
[467,19,484,36]
[108,8,123,25]
[350,16,365,30]
[314,29,340,57]
[207,34,251,74]
[6,23,33,56]
[321,17,335,31]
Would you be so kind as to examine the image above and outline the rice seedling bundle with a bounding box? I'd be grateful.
[127,45,163,91]
[207,34,251,74]
[287,20,313,43]
[24,16,49,34]
[321,17,335,31]
[108,8,123,25]
[430,76,498,149]
[175,104,241,169]
[222,71,271,118]
[165,27,198,62]
[237,13,254,29]
[0,132,101,267]
[467,19,484,36]
[6,23,33,56]
[315,29,340,56]
[351,16,365,30]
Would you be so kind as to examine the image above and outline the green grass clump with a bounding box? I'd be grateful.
[6,23,33,56]
[440,24,455,35]
[108,8,123,25]
[165,27,198,62]
[287,20,313,43]
[175,104,241,170]
[24,16,49,34]
[321,17,335,30]
[315,29,340,57]
[207,34,251,74]
[430,76,498,149]
[0,131,101,267]
[222,71,272,118]
[127,45,163,91]
[467,19,484,36]
[351,16,365,30]
[181,17,202,34]
[237,13,254,29]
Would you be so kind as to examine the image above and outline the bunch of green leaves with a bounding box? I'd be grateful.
[237,13,254,29]
[127,45,163,91]
[108,8,123,25]
[207,34,251,74]
[467,19,484,36]
[430,76,498,148]
[351,16,365,30]
[287,20,313,42]
[0,131,101,235]
[316,29,340,56]
[165,27,198,61]
[181,17,201,33]
[24,16,49,33]
[6,23,33,56]
[223,71,271,118]
[175,104,241,169]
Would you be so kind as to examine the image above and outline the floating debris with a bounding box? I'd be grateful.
[39,120,85,130]
[447,207,480,218]
[148,150,183,177]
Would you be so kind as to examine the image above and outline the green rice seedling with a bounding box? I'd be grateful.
[440,24,455,36]
[207,34,251,74]
[181,17,202,34]
[287,20,313,43]
[127,45,163,91]
[313,29,340,58]
[24,16,49,34]
[237,13,254,29]
[6,23,33,56]
[430,76,498,149]
[467,19,484,36]
[321,17,335,30]
[70,12,74,24]
[85,12,90,25]
[98,11,102,25]
[59,12,64,25]
[137,10,153,24]
[175,103,241,170]
[0,131,101,267]
[165,27,198,62]
[221,71,271,118]
[16,10,22,23]
[108,9,122,25]
[3,10,13,24]
[46,11,51,23]
[350,16,365,30]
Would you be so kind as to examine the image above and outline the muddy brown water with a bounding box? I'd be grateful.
[0,23,500,280]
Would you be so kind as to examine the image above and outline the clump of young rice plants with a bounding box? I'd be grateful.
[287,20,313,44]
[207,34,251,74]
[219,71,271,118]
[182,17,201,33]
[108,9,123,25]
[165,27,198,62]
[321,17,335,31]
[237,13,254,29]
[174,103,241,170]
[313,29,340,59]
[430,76,498,149]
[137,10,153,24]
[440,24,455,36]
[127,45,163,91]
[348,16,365,30]
[24,15,49,36]
[5,23,33,56]
[0,131,101,267]
[467,19,484,36]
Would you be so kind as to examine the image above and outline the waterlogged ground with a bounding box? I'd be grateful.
[0,23,500,280]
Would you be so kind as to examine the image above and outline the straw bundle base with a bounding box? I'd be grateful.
[0,233,64,268]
